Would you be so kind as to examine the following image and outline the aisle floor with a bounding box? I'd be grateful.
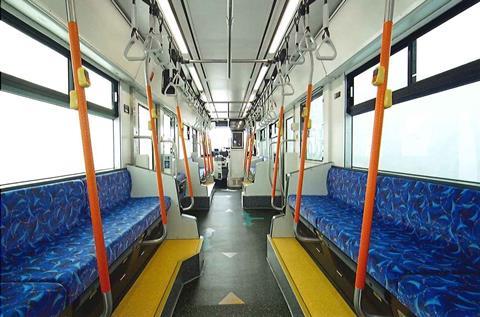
[175,189,291,316]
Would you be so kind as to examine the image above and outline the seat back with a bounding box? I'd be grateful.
[327,167,367,210]
[89,170,132,211]
[1,180,86,259]
[327,166,480,262]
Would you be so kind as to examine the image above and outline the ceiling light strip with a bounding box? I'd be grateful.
[268,0,300,54]
[157,0,189,54]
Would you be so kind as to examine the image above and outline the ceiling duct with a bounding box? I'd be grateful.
[226,0,234,78]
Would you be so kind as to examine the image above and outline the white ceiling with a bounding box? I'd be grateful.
[113,0,342,120]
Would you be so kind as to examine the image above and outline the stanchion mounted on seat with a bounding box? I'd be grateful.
[292,1,323,243]
[353,1,395,317]
[65,0,113,315]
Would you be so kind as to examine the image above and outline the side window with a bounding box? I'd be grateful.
[0,18,117,186]
[306,95,324,161]
[137,104,153,169]
[348,2,480,183]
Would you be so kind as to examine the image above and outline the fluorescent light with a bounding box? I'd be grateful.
[253,66,268,91]
[200,93,207,102]
[158,0,189,55]
[268,0,299,54]
[188,65,203,92]
[249,93,256,102]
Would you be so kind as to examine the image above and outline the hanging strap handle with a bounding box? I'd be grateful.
[298,4,317,53]
[316,0,337,61]
[289,20,306,65]
[123,0,147,61]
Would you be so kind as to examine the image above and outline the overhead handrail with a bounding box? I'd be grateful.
[316,0,337,61]
[354,2,395,317]
[123,0,146,61]
[65,1,112,315]
[139,32,169,245]
[176,99,195,211]
[292,2,321,243]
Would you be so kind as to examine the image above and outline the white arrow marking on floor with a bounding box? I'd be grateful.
[204,227,215,238]
[225,208,233,213]
[222,252,237,258]
[218,292,245,305]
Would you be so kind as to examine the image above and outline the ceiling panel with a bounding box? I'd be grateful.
[112,0,342,120]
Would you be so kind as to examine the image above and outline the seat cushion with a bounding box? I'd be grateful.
[397,274,480,317]
[288,194,478,294]
[1,180,86,259]
[0,282,67,317]
[1,197,170,304]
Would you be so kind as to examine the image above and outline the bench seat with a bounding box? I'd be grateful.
[397,274,480,317]
[1,170,171,310]
[288,166,480,316]
[0,282,67,317]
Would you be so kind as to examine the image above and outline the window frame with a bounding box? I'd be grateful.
[136,103,154,170]
[0,10,120,186]
[300,90,324,161]
[0,9,119,119]
[346,0,480,185]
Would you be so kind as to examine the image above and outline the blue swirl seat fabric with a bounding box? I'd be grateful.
[0,282,67,317]
[0,170,171,315]
[397,274,480,317]
[288,166,480,317]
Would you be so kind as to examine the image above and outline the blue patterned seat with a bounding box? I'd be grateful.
[397,274,480,317]
[1,170,171,313]
[288,166,480,316]
[0,282,67,317]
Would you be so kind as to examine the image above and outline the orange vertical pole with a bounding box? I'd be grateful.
[176,106,194,203]
[65,0,111,300]
[244,132,250,174]
[201,133,208,175]
[205,133,211,174]
[294,84,313,224]
[207,134,214,173]
[271,106,284,201]
[355,8,394,291]
[246,132,255,176]
[146,84,168,225]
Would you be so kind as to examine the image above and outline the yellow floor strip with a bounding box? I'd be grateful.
[113,239,202,317]
[271,237,354,317]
